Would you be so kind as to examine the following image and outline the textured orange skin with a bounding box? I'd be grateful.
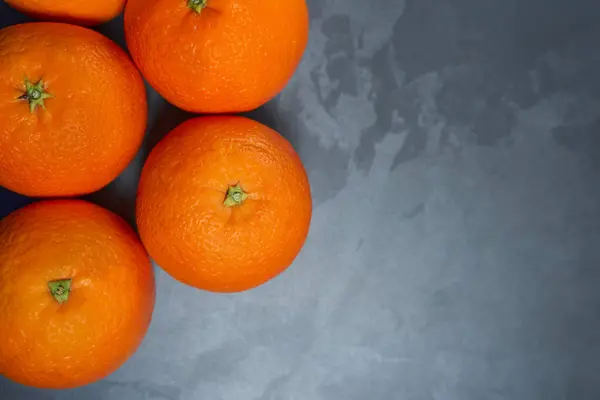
[5,0,125,26]
[124,0,309,113]
[136,116,312,292]
[0,200,155,389]
[0,23,147,197]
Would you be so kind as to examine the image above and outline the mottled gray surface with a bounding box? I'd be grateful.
[1,0,600,399]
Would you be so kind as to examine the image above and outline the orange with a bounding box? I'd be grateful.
[0,22,147,198]
[0,200,155,389]
[124,0,309,113]
[5,0,125,26]
[136,116,312,292]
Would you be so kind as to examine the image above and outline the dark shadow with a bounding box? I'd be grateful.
[0,187,35,219]
[0,4,32,27]
[140,101,196,165]
[84,175,139,228]
[95,14,127,51]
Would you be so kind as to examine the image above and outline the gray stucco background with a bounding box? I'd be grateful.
[1,0,600,399]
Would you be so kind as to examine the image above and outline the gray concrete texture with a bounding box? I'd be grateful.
[1,0,600,399]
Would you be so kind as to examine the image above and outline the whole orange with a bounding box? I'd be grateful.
[137,116,312,292]
[5,0,125,26]
[0,23,147,198]
[0,200,155,389]
[124,0,309,113]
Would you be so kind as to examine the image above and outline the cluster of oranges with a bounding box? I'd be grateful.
[0,0,311,390]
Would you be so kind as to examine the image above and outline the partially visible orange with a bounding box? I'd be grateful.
[0,200,155,389]
[5,0,125,26]
[137,116,312,292]
[125,0,309,113]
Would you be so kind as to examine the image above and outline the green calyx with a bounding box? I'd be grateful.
[48,278,72,305]
[223,183,248,208]
[188,0,208,13]
[19,78,53,113]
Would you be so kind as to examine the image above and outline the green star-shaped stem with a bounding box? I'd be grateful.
[223,183,248,207]
[188,0,208,13]
[20,78,53,113]
[48,278,72,305]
